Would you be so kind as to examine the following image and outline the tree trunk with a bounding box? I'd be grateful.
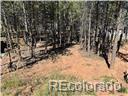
[12,2,22,61]
[87,3,93,56]
[111,8,126,68]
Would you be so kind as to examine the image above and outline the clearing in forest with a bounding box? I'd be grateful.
[1,44,128,96]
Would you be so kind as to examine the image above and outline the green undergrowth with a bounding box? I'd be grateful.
[1,71,96,96]
[2,72,127,96]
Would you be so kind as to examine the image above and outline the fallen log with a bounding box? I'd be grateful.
[118,52,128,62]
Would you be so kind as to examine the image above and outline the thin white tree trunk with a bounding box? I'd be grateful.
[87,3,93,56]
[111,8,126,68]
[22,2,28,33]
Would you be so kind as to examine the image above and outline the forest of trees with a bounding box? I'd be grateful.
[1,1,128,71]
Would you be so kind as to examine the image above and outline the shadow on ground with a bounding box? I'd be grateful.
[1,43,75,75]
